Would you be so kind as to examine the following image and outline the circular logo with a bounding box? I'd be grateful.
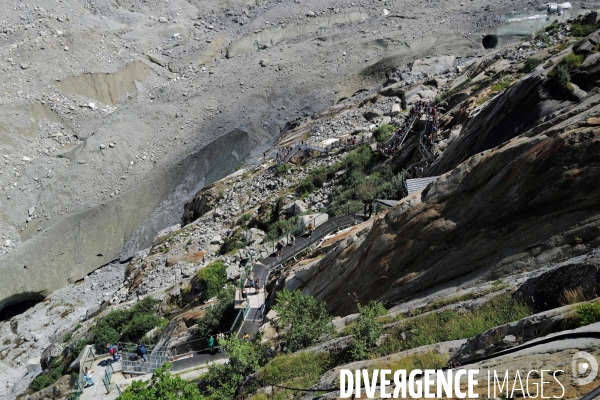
[572,351,598,386]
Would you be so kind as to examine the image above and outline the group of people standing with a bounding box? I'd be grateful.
[378,101,432,157]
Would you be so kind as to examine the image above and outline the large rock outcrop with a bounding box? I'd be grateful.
[290,55,600,316]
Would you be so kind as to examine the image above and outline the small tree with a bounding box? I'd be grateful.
[272,289,333,352]
[118,363,204,400]
[197,286,235,337]
[350,301,387,361]
[205,335,261,400]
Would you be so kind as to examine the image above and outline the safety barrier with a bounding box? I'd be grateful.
[70,345,95,400]
[102,363,114,393]
[120,350,171,375]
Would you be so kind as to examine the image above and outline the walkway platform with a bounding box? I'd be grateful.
[235,213,366,338]
[79,356,122,400]
[406,176,439,194]
[170,350,228,372]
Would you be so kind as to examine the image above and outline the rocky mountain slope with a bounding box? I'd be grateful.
[4,5,600,400]
[0,0,525,315]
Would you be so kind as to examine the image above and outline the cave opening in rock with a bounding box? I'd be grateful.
[482,35,498,49]
[0,295,44,321]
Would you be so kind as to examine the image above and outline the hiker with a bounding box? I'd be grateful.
[275,240,284,256]
[107,343,120,362]
[307,222,314,236]
[248,271,255,287]
[84,367,95,387]
[368,203,373,218]
[254,278,262,293]
[208,335,215,355]
[289,234,295,245]
[136,342,147,362]
[243,332,250,341]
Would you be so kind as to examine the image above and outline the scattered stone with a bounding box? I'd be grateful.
[88,102,96,110]
[22,156,31,162]
[109,142,115,148]
[363,108,383,121]
[20,63,29,70]
[99,144,106,149]
[259,59,269,67]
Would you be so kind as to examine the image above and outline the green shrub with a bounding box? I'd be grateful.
[521,57,543,72]
[490,78,513,93]
[554,64,572,90]
[31,374,55,392]
[118,363,203,400]
[196,260,228,300]
[205,335,262,400]
[221,232,249,254]
[546,22,559,35]
[30,358,65,392]
[272,289,333,352]
[373,124,395,142]
[264,218,297,242]
[258,352,333,390]
[350,301,386,360]
[91,297,163,352]
[63,332,73,343]
[576,302,600,326]
[549,53,583,91]
[197,286,235,337]
[236,212,252,227]
[570,23,597,37]
[275,163,290,177]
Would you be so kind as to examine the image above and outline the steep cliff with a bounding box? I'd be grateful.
[290,38,600,316]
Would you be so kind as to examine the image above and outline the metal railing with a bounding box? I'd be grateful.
[70,345,95,400]
[120,350,171,375]
[102,363,114,393]
[231,309,245,335]
[168,332,231,357]
[401,111,439,195]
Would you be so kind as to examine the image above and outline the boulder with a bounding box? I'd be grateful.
[40,342,63,370]
[210,235,222,244]
[226,264,241,280]
[285,200,307,216]
[410,55,455,76]
[390,103,401,116]
[363,108,383,121]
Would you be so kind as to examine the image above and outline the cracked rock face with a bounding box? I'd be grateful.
[292,61,600,316]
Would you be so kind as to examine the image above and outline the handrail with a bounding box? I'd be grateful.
[70,345,95,399]
[102,363,114,393]
[401,105,439,195]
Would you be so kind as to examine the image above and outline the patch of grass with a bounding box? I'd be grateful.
[63,332,73,343]
[275,163,290,177]
[548,53,583,91]
[490,78,513,93]
[196,260,228,300]
[560,287,595,306]
[576,302,600,326]
[520,57,543,73]
[546,22,559,35]
[377,293,530,356]
[373,124,395,142]
[257,352,333,391]
[570,23,597,37]
[236,212,252,227]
